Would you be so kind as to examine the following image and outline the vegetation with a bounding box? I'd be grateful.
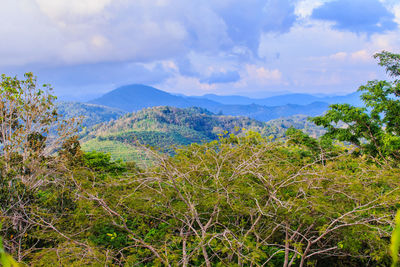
[391,210,400,267]
[0,52,400,266]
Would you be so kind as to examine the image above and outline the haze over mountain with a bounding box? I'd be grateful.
[88,84,360,122]
[200,92,362,106]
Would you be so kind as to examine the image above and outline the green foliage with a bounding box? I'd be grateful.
[0,235,19,267]
[29,242,110,266]
[391,210,400,267]
[81,139,147,163]
[83,151,126,174]
[73,132,398,265]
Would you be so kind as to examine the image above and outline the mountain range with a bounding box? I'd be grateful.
[88,84,361,122]
[199,92,362,106]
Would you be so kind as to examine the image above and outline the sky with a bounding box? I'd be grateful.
[0,0,400,100]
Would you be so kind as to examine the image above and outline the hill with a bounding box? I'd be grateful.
[80,106,324,162]
[81,106,265,161]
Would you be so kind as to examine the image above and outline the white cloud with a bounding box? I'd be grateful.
[0,0,399,96]
[242,65,282,84]
[256,18,400,93]
[295,0,325,18]
[394,4,400,24]
[350,50,372,63]
[159,76,216,95]
[329,52,347,61]
[35,0,112,19]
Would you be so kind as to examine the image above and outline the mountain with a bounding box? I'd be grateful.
[208,102,330,121]
[200,92,362,106]
[89,84,220,112]
[57,101,126,128]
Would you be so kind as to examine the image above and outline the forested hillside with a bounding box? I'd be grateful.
[80,106,325,162]
[80,106,265,161]
[1,52,400,266]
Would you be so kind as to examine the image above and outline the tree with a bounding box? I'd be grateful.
[75,132,397,266]
[0,73,79,261]
[311,51,400,164]
[0,73,79,184]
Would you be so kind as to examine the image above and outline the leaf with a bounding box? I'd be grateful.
[391,209,400,267]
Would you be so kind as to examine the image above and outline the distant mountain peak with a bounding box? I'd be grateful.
[89,84,221,112]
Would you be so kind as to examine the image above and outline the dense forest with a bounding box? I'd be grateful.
[1,52,400,266]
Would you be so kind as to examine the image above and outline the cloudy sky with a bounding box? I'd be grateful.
[1,0,399,99]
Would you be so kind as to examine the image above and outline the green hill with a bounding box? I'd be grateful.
[81,106,264,160]
[80,106,326,162]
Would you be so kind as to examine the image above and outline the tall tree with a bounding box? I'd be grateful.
[0,73,79,261]
[311,51,400,164]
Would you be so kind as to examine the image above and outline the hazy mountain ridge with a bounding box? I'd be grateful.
[200,92,362,106]
[88,84,360,122]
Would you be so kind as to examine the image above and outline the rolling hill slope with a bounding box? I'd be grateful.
[81,106,265,156]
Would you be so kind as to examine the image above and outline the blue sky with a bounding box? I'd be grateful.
[0,0,399,99]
